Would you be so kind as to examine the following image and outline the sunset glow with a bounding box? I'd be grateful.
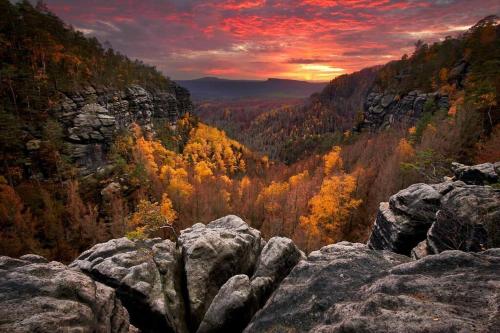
[43,0,500,81]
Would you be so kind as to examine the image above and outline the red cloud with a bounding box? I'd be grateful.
[43,0,500,80]
[220,15,375,38]
[302,0,425,10]
[218,0,267,10]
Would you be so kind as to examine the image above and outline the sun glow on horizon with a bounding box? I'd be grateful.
[46,0,500,81]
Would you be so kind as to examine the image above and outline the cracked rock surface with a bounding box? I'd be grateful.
[5,204,500,333]
[197,237,305,333]
[0,255,133,333]
[178,215,264,330]
[245,244,500,333]
[70,237,187,333]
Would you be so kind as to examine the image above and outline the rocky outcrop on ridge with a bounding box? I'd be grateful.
[47,84,192,174]
[362,90,449,130]
[451,161,500,185]
[368,162,500,256]
[0,255,133,333]
[245,244,500,333]
[359,59,468,132]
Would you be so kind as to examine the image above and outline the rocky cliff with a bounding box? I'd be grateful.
[45,84,192,175]
[358,59,467,132]
[1,162,499,333]
[362,90,449,130]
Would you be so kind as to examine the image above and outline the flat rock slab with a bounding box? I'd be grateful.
[244,242,410,333]
[452,162,499,185]
[245,244,500,333]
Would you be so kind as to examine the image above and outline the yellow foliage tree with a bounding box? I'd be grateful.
[127,197,178,240]
[257,181,289,216]
[256,180,290,236]
[194,161,214,182]
[183,123,246,175]
[396,138,415,161]
[323,146,343,175]
[160,193,177,223]
[238,176,251,198]
[160,165,193,198]
[300,174,362,244]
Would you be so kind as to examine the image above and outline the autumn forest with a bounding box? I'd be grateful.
[1,0,499,263]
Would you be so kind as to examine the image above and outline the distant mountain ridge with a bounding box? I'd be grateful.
[176,77,327,100]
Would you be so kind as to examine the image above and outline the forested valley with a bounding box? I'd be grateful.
[1,1,499,263]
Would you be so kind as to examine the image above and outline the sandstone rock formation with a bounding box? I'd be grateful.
[451,161,500,185]
[197,237,304,333]
[196,274,260,333]
[70,237,187,333]
[362,90,449,130]
[178,215,264,330]
[368,162,500,257]
[245,244,500,333]
[50,84,192,175]
[244,242,410,332]
[0,255,133,333]
[67,216,305,333]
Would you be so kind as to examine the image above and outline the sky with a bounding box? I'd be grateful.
[41,0,500,81]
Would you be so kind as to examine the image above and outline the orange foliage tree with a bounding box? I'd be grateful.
[299,146,362,249]
[127,194,178,240]
[0,182,34,256]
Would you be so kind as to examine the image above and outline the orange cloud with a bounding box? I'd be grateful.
[218,0,267,10]
[45,0,500,81]
[220,15,375,38]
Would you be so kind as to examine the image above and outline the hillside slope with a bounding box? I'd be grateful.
[0,0,194,260]
[1,1,499,271]
[195,67,379,162]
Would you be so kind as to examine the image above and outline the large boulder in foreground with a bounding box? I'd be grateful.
[196,274,260,333]
[0,255,132,333]
[67,216,304,333]
[368,162,500,256]
[70,238,186,333]
[244,242,409,333]
[368,183,442,255]
[252,236,305,287]
[244,243,500,333]
[197,237,304,333]
[427,184,500,253]
[178,215,264,330]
